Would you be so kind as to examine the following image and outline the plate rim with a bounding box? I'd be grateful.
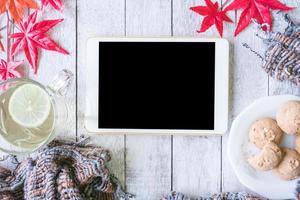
[227,95,300,199]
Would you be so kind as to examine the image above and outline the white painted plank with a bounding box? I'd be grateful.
[173,136,221,197]
[23,2,77,140]
[172,0,222,197]
[0,13,8,60]
[77,0,126,185]
[220,4,247,193]
[0,11,15,169]
[223,0,300,194]
[125,0,172,199]
[268,0,300,96]
[126,135,171,199]
[222,10,268,192]
[0,2,77,170]
[0,1,76,172]
[126,0,171,36]
[173,0,220,37]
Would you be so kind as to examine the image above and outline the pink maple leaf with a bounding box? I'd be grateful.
[0,59,22,81]
[41,0,63,10]
[10,11,69,74]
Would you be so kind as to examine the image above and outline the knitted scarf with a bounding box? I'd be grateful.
[0,139,133,200]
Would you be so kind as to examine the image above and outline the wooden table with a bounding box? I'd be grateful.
[9,0,300,199]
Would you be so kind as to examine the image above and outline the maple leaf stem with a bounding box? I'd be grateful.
[6,12,10,62]
[221,0,232,10]
[0,26,7,32]
[6,14,19,32]
[8,19,14,25]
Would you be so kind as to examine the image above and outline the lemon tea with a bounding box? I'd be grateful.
[0,80,55,152]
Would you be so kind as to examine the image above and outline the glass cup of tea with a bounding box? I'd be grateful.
[0,69,73,155]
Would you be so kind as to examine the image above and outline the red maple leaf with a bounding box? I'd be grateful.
[190,0,233,37]
[41,0,62,11]
[10,11,69,74]
[0,59,22,81]
[224,0,293,36]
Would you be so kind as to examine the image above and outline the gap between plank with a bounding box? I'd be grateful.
[171,0,174,37]
[75,0,79,141]
[220,0,225,193]
[124,134,127,191]
[171,0,174,192]
[220,0,223,193]
[124,0,127,36]
[171,135,173,191]
[124,0,127,190]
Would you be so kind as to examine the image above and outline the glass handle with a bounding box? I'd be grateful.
[46,69,74,97]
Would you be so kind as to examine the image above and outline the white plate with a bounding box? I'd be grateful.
[228,95,300,199]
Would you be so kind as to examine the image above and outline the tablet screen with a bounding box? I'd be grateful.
[98,42,215,130]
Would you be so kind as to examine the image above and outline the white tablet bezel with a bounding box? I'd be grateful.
[85,37,229,135]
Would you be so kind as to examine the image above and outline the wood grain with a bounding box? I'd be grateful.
[125,0,172,199]
[220,1,238,193]
[172,136,221,197]
[0,0,77,174]
[0,10,15,168]
[40,0,300,197]
[0,0,268,196]
[77,0,126,186]
[172,0,222,197]
[221,7,268,192]
[33,1,77,140]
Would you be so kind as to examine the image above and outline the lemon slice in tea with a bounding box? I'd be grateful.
[8,83,52,128]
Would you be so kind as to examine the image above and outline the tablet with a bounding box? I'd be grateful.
[85,38,229,135]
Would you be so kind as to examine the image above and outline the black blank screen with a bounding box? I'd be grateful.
[98,42,215,129]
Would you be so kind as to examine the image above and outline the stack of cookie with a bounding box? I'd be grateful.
[248,100,300,181]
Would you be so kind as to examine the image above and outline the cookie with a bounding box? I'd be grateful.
[274,148,300,180]
[248,142,283,171]
[249,118,283,149]
[276,101,300,135]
